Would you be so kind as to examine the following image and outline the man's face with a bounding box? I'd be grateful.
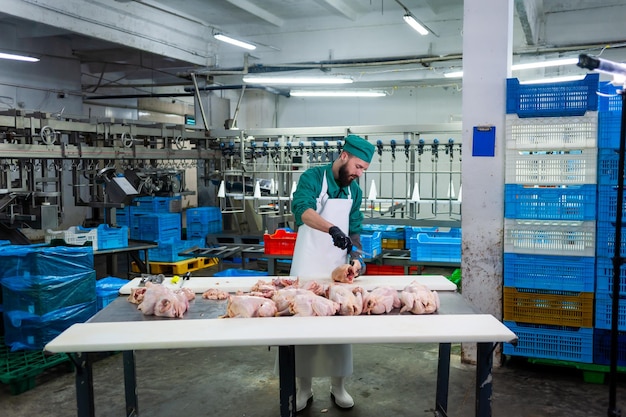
[337,154,369,187]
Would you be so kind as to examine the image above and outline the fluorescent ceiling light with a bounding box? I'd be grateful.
[243,75,353,85]
[290,90,386,97]
[214,33,256,50]
[444,71,463,78]
[0,52,39,62]
[512,58,579,70]
[443,57,580,78]
[519,75,586,84]
[403,14,429,35]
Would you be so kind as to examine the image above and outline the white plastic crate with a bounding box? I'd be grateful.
[505,113,598,150]
[505,148,597,185]
[503,219,596,256]
[45,226,99,250]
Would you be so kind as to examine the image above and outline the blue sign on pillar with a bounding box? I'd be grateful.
[472,126,496,157]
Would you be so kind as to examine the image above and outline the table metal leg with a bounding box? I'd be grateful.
[278,345,296,417]
[475,342,494,417]
[74,352,95,417]
[435,343,451,417]
[123,351,139,417]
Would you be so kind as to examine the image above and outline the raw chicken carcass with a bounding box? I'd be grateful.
[399,281,440,314]
[271,288,313,315]
[289,292,339,316]
[128,287,147,304]
[136,283,191,318]
[363,286,401,315]
[301,280,328,296]
[202,288,229,300]
[222,295,278,318]
[331,264,358,284]
[154,290,189,318]
[328,284,365,316]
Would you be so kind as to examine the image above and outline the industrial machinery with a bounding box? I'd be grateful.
[0,108,461,241]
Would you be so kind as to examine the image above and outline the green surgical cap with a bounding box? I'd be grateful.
[342,135,375,163]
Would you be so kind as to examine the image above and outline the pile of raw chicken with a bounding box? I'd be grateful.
[128,283,195,318]
[127,265,440,319]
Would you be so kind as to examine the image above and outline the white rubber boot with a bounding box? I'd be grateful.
[296,377,313,412]
[330,377,354,409]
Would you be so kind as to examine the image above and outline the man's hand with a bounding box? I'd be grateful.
[329,226,353,250]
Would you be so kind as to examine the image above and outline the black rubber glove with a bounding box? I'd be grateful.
[329,226,353,250]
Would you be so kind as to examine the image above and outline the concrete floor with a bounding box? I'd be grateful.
[2,263,626,417]
[2,343,625,417]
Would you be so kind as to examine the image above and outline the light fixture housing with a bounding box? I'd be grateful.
[214,33,256,50]
[403,13,429,35]
[290,90,386,97]
[0,52,40,62]
[242,75,353,85]
[519,75,586,84]
[443,57,581,78]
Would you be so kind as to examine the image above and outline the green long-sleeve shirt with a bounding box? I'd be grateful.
[291,163,364,235]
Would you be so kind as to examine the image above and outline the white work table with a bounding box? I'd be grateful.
[45,275,516,417]
[118,274,458,294]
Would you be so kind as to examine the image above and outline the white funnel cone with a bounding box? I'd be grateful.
[368,180,377,200]
[217,180,226,198]
[411,183,421,202]
[457,185,462,203]
[253,181,261,198]
[447,179,456,199]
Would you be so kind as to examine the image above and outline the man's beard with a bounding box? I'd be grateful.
[337,164,355,187]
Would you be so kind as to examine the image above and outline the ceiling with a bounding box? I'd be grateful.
[2,0,626,99]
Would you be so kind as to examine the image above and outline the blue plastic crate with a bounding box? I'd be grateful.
[96,224,128,250]
[504,184,597,221]
[137,226,181,242]
[361,224,405,240]
[404,227,461,245]
[187,220,222,237]
[593,329,626,367]
[144,238,205,263]
[506,73,599,117]
[597,184,626,223]
[597,111,622,149]
[503,253,595,292]
[596,257,626,296]
[598,148,623,186]
[213,268,268,277]
[503,321,593,363]
[598,81,622,112]
[595,291,626,331]
[409,234,461,263]
[360,231,382,258]
[186,206,221,223]
[596,221,626,258]
[138,213,181,232]
[95,276,128,311]
[132,196,182,214]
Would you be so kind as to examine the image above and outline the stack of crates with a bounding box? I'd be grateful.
[0,245,97,351]
[115,195,182,241]
[185,206,223,240]
[361,224,405,249]
[594,81,626,367]
[405,226,462,264]
[502,73,599,364]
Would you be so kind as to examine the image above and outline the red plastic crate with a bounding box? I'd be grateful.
[263,229,297,255]
[364,264,419,275]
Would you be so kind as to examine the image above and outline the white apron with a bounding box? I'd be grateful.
[289,172,353,377]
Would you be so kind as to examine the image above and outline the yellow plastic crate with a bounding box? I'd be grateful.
[503,287,594,328]
[132,257,218,275]
[382,238,405,250]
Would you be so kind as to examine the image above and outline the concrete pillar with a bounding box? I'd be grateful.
[460,0,513,363]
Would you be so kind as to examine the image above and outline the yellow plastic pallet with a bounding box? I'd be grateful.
[132,257,218,275]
